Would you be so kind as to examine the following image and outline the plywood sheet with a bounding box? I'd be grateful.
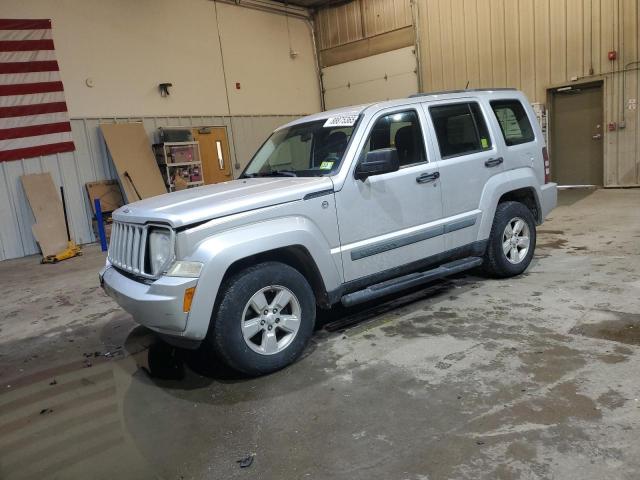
[86,180,124,214]
[20,173,68,257]
[99,123,166,203]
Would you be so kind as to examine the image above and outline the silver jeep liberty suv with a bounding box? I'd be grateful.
[100,89,557,375]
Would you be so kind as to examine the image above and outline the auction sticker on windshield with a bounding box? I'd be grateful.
[324,112,359,128]
[319,161,334,170]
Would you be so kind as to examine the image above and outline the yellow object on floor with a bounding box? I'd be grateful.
[41,241,82,264]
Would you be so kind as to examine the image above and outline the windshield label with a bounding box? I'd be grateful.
[319,161,334,170]
[323,112,359,128]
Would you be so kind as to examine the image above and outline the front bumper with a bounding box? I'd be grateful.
[99,265,198,338]
[540,182,558,220]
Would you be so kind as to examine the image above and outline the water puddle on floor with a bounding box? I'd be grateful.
[569,311,640,345]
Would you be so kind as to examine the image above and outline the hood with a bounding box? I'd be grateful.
[112,177,334,228]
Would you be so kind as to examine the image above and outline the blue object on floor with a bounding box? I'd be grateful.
[95,198,108,252]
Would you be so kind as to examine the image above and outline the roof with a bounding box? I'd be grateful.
[279,88,525,130]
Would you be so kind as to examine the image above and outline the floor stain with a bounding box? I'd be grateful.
[570,311,640,345]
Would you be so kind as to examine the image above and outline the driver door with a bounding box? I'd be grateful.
[335,106,445,282]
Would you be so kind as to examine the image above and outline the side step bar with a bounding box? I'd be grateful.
[340,257,483,308]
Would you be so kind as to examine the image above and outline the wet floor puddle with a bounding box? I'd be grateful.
[569,311,640,345]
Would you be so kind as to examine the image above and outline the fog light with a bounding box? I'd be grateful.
[183,287,196,313]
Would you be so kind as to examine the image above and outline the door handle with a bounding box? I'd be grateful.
[416,171,440,184]
[484,157,504,168]
[592,134,602,140]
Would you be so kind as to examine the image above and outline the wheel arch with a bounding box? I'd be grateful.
[219,245,331,309]
[497,187,541,223]
[183,216,343,341]
[477,169,543,240]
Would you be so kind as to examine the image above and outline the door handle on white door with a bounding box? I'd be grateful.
[416,171,440,184]
[484,157,503,168]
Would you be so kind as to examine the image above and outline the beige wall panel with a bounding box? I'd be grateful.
[315,1,363,50]
[618,0,638,185]
[533,0,551,103]
[423,0,444,90]
[519,0,536,101]
[549,0,568,84]
[438,0,456,88]
[637,0,640,185]
[504,1,521,90]
[362,0,412,37]
[2,0,227,117]
[450,0,468,90]
[414,0,639,186]
[566,0,584,78]
[320,26,414,67]
[463,0,481,89]
[216,3,321,115]
[489,0,507,87]
[475,0,495,87]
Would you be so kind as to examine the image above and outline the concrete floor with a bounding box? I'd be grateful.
[1,188,639,480]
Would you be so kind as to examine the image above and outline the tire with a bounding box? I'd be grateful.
[482,201,537,278]
[208,261,316,376]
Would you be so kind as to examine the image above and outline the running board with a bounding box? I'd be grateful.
[340,257,483,308]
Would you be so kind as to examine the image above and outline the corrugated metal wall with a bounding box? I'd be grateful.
[0,114,300,261]
[315,0,412,50]
[417,0,640,187]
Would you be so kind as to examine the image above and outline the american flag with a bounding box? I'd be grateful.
[0,19,75,163]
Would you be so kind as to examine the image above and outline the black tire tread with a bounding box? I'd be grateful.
[208,261,315,376]
[482,201,537,278]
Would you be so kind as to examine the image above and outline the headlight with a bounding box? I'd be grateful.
[148,228,174,276]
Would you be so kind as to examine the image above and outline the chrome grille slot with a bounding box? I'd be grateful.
[108,221,148,276]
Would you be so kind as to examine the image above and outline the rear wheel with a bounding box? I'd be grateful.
[483,201,537,278]
[208,261,316,376]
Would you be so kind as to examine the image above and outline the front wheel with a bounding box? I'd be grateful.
[208,261,316,376]
[482,201,537,278]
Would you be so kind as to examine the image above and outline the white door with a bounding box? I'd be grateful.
[335,107,444,282]
[422,100,504,251]
[322,47,419,110]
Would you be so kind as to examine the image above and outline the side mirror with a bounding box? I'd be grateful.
[355,148,400,181]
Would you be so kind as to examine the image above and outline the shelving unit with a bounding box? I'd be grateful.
[153,141,204,192]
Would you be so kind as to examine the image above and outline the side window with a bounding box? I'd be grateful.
[362,110,426,167]
[429,102,492,159]
[490,100,535,146]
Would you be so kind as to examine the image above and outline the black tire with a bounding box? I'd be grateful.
[482,201,537,278]
[208,261,316,376]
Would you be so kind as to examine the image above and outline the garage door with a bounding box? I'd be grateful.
[322,46,419,110]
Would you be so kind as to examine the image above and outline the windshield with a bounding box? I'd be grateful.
[242,118,359,178]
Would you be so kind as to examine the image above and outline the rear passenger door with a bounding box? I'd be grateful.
[422,100,503,251]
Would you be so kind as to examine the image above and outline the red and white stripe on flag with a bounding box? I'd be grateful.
[0,19,75,162]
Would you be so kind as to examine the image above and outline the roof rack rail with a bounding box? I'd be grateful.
[409,88,517,98]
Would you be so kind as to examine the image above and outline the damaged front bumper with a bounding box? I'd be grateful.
[99,265,201,348]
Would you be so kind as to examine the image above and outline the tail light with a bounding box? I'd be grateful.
[542,147,550,183]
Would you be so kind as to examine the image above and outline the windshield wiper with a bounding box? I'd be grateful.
[263,169,298,177]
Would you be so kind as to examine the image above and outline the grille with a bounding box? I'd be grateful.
[107,221,147,276]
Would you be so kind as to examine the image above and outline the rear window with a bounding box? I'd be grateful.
[490,100,535,146]
[429,102,492,159]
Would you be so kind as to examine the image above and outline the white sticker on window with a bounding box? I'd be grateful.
[323,112,359,128]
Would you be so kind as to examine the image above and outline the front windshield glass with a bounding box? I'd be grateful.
[242,118,359,178]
